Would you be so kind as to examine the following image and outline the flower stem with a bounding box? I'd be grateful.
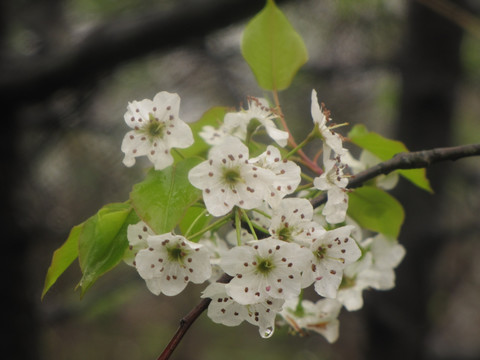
[241,208,258,241]
[188,214,231,240]
[172,148,185,160]
[272,89,323,175]
[284,132,314,159]
[184,208,208,238]
[235,208,242,246]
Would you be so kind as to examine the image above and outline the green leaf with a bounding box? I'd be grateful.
[348,186,404,238]
[78,202,139,296]
[348,124,433,192]
[42,224,82,299]
[130,157,202,234]
[241,0,308,91]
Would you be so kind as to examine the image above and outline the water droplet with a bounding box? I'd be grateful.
[261,326,274,338]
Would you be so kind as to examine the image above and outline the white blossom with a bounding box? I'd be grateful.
[310,90,345,155]
[336,234,405,310]
[314,146,349,224]
[303,225,361,298]
[224,97,288,147]
[121,91,194,170]
[124,221,155,266]
[221,238,313,305]
[202,282,284,338]
[199,125,229,146]
[268,197,325,246]
[249,146,301,208]
[134,233,211,296]
[280,297,342,343]
[188,136,274,217]
[198,232,230,282]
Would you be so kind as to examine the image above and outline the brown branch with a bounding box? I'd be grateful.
[157,273,232,360]
[311,143,480,208]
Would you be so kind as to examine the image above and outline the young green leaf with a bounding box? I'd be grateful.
[241,0,308,91]
[348,124,433,192]
[42,224,82,299]
[130,157,202,235]
[347,186,405,238]
[78,202,139,296]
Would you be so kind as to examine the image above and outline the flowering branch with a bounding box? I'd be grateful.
[311,143,480,208]
[154,143,480,360]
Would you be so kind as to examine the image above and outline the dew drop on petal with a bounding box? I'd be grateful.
[261,327,274,339]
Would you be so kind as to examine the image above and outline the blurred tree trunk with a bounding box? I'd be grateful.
[2,1,67,358]
[365,1,465,359]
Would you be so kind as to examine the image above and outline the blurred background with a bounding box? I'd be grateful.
[2,0,480,359]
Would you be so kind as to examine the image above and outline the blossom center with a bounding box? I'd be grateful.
[143,113,166,140]
[167,246,188,263]
[326,167,339,185]
[222,167,242,185]
[277,226,292,242]
[255,257,275,275]
[314,246,326,260]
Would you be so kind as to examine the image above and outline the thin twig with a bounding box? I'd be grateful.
[157,273,232,360]
[311,143,480,208]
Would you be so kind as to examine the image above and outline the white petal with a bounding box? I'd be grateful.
[124,221,154,266]
[264,122,289,147]
[310,89,325,127]
[164,119,194,149]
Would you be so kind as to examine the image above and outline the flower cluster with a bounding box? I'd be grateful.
[121,90,405,342]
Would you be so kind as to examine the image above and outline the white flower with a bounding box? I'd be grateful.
[202,282,284,338]
[321,186,349,224]
[311,90,345,155]
[224,97,288,147]
[198,232,230,282]
[336,234,405,310]
[134,233,211,296]
[124,221,155,266]
[221,238,313,305]
[280,298,342,343]
[188,136,274,217]
[268,198,325,246]
[249,146,301,208]
[199,125,229,146]
[121,91,194,170]
[314,146,349,224]
[335,252,373,311]
[303,225,361,298]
